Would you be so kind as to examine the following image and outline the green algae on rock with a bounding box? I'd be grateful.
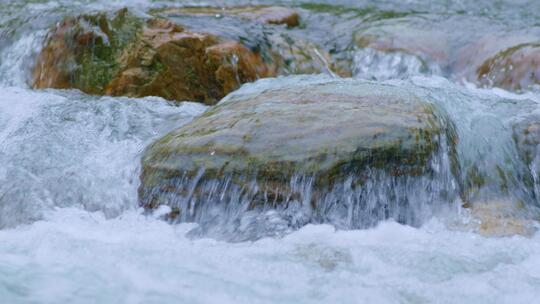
[32,8,143,94]
[139,77,457,228]
[32,6,342,104]
[32,9,274,104]
[152,6,343,77]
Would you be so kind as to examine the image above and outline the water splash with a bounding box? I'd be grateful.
[0,87,206,228]
[142,131,458,241]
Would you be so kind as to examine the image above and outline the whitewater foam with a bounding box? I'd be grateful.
[0,207,538,303]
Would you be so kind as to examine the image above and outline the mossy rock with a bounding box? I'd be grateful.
[153,6,344,77]
[32,8,143,94]
[32,9,275,104]
[139,77,454,220]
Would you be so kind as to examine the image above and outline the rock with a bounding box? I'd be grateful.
[153,6,343,77]
[513,117,540,166]
[139,76,455,227]
[474,44,540,91]
[466,200,537,237]
[33,9,274,104]
[32,8,143,94]
[453,33,540,91]
[158,6,300,27]
[352,13,540,91]
[105,18,271,104]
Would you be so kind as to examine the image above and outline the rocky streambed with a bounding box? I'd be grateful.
[3,1,540,302]
[18,3,540,239]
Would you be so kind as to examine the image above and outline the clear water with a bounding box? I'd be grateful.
[1,0,540,303]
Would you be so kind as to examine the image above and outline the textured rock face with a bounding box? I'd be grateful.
[104,18,271,104]
[31,6,341,104]
[153,7,342,77]
[32,8,143,94]
[474,44,540,91]
[139,77,455,227]
[32,9,274,104]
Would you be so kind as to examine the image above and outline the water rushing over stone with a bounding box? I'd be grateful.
[2,1,540,302]
[148,143,458,241]
[139,76,462,240]
[0,87,207,228]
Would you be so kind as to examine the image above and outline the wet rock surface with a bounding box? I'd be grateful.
[32,6,342,104]
[32,9,274,104]
[351,12,540,91]
[153,6,343,77]
[139,77,457,236]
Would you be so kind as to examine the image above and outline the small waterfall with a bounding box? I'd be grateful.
[141,131,459,241]
[0,0,539,240]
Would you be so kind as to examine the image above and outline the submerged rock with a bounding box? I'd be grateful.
[514,117,540,166]
[354,15,450,69]
[139,77,458,238]
[512,116,540,208]
[466,200,538,237]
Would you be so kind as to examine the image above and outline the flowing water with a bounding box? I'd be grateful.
[1,0,540,303]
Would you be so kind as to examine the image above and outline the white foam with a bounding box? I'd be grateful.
[0,207,538,303]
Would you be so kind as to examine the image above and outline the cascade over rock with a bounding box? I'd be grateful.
[139,77,458,236]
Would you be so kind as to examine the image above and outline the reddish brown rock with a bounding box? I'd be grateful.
[32,9,274,104]
[237,6,300,27]
[157,6,300,27]
[106,19,272,104]
[474,44,540,91]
